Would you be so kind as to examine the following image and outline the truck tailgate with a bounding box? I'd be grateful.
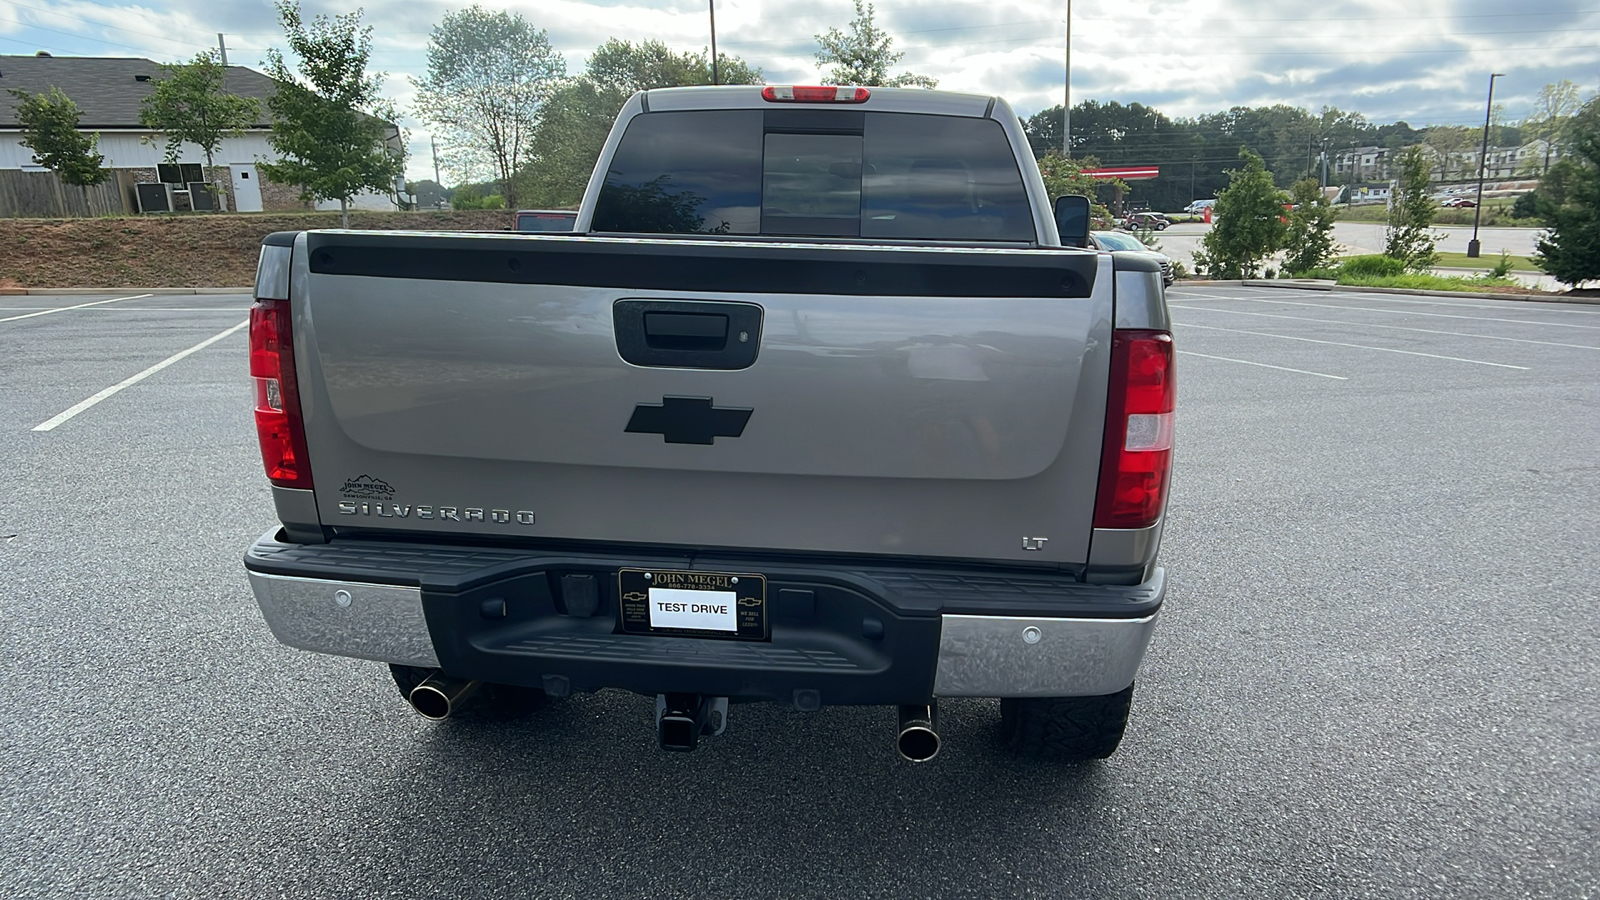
[291,231,1113,564]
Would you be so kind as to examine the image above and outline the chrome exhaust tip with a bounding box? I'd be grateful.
[408,674,481,720]
[896,703,941,763]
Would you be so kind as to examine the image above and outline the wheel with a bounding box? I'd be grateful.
[388,664,552,719]
[1156,221,1168,230]
[1000,685,1134,761]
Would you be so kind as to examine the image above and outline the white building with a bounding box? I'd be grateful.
[0,53,400,215]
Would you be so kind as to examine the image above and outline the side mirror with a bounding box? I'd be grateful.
[1054,195,1090,248]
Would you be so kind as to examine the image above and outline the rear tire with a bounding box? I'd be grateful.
[1000,685,1134,761]
[388,664,551,719]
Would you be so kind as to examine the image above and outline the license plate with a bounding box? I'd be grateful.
[618,568,767,640]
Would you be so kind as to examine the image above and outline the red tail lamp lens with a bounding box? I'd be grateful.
[249,299,313,488]
[1093,330,1174,529]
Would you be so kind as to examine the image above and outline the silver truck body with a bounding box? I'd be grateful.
[245,86,1171,754]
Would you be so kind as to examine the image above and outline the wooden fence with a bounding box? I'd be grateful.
[0,169,135,218]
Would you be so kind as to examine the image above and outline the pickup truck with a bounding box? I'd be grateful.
[244,84,1173,763]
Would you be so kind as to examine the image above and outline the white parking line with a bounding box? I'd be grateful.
[1230,296,1600,331]
[32,320,247,432]
[1178,305,1600,351]
[1177,350,1347,380]
[0,293,153,323]
[79,308,252,312]
[1174,322,1529,370]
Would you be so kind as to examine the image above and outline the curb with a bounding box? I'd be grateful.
[1328,285,1600,305]
[1175,279,1600,306]
[0,287,251,296]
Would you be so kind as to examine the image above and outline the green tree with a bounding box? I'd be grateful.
[1523,80,1583,175]
[259,0,406,227]
[1192,148,1287,279]
[138,51,261,209]
[412,5,565,208]
[584,38,761,93]
[1035,153,1119,225]
[6,87,108,186]
[449,183,506,210]
[1533,97,1600,287]
[814,0,935,88]
[1384,145,1437,272]
[1281,177,1339,275]
[522,39,761,208]
[1421,125,1475,182]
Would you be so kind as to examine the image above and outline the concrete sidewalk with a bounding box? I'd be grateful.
[0,287,250,296]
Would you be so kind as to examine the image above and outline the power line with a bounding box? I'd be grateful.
[5,0,218,50]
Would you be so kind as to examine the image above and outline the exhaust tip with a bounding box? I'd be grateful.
[897,726,941,762]
[408,675,480,720]
[896,703,941,762]
[409,684,452,720]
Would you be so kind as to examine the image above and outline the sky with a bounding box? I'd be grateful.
[2,0,1597,183]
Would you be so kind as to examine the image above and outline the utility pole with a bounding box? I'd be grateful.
[1468,72,1504,258]
[1062,0,1072,156]
[216,33,228,94]
[709,1,719,85]
[431,135,441,187]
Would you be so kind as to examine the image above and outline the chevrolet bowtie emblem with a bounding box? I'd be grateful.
[626,396,753,445]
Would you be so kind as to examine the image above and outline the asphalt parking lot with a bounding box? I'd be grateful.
[2,286,1597,898]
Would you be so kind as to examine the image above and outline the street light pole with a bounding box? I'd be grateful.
[1467,72,1504,258]
[709,1,719,85]
[1062,0,1071,156]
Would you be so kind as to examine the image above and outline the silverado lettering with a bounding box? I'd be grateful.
[336,501,534,525]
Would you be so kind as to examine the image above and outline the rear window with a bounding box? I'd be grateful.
[1093,232,1146,252]
[592,110,1034,241]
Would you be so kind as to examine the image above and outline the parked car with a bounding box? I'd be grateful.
[1440,198,1477,208]
[1092,230,1175,286]
[1123,211,1171,231]
[1183,199,1216,215]
[515,209,579,232]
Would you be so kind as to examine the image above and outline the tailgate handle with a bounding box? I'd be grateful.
[644,312,728,350]
[614,300,763,370]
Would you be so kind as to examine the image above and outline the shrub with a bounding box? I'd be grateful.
[1193,148,1287,279]
[1384,146,1438,272]
[1281,177,1339,275]
[1533,96,1600,287]
[1489,252,1515,279]
[1511,192,1540,221]
[1338,255,1406,278]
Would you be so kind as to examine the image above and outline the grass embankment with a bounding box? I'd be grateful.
[0,209,514,289]
[1333,201,1538,227]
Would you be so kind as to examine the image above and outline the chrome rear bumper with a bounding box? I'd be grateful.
[246,529,1163,700]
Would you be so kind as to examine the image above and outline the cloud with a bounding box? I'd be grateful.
[5,0,1597,182]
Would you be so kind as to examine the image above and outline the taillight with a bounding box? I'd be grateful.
[1093,330,1174,529]
[250,298,313,488]
[761,85,871,103]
